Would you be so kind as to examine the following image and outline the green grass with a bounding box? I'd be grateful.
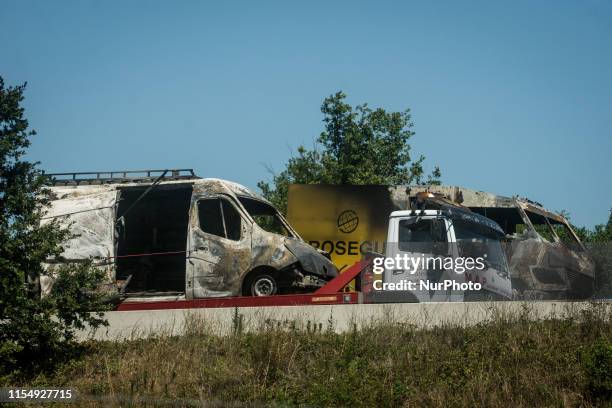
[8,303,612,407]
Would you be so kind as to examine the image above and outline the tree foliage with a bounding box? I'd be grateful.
[572,210,612,244]
[0,77,107,378]
[258,91,441,213]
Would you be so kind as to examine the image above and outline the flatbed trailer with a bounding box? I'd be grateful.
[115,260,369,311]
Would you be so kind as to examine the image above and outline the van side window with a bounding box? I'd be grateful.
[221,200,241,240]
[198,198,242,241]
[198,199,225,237]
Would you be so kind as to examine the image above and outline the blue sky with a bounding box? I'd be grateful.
[1,0,611,227]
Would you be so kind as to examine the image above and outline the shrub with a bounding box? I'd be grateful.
[0,77,108,379]
[581,338,612,402]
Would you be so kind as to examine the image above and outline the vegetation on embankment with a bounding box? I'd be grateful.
[5,302,610,407]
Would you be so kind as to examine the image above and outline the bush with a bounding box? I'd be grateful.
[19,304,612,407]
[581,339,612,401]
[0,77,108,379]
[0,262,110,379]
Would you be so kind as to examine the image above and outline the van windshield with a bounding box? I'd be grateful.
[452,218,508,272]
[238,196,294,237]
[523,210,583,251]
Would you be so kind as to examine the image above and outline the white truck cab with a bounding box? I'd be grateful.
[380,200,513,302]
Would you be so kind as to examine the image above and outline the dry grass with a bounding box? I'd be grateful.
[10,302,612,407]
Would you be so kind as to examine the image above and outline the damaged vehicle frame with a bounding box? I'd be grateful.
[392,186,596,299]
[41,169,337,299]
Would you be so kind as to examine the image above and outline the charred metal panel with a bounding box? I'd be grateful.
[41,186,118,295]
[250,227,297,270]
[284,238,338,279]
[505,233,595,299]
[42,187,117,262]
[187,192,252,298]
[188,230,250,297]
[389,185,518,209]
[192,178,264,204]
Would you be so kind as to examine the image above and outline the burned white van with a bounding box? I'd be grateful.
[41,169,337,299]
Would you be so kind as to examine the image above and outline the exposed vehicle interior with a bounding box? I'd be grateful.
[238,195,294,237]
[468,207,525,235]
[115,183,193,295]
[470,206,583,251]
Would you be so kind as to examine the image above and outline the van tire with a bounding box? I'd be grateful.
[245,273,278,297]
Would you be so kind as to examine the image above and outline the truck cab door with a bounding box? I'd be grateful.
[384,216,461,302]
[186,194,252,298]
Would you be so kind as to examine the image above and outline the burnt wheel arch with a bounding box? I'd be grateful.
[242,266,280,296]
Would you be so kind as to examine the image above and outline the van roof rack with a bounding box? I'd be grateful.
[44,169,200,186]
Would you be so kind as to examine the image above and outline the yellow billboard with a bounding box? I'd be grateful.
[286,184,399,273]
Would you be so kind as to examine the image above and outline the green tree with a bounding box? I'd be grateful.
[560,209,612,298]
[584,210,612,299]
[258,91,441,214]
[587,210,612,244]
[558,209,612,244]
[0,77,107,378]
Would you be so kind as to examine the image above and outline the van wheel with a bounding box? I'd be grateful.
[249,274,278,296]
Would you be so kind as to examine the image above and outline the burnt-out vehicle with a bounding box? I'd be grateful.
[40,169,337,299]
[391,186,595,299]
[375,192,513,303]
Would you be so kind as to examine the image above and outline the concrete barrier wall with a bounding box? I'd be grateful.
[79,301,611,341]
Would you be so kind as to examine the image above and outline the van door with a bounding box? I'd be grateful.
[186,194,252,298]
[41,188,119,296]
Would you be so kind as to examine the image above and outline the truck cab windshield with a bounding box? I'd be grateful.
[452,218,508,272]
[238,196,294,237]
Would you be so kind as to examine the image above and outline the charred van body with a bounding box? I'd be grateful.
[40,169,337,299]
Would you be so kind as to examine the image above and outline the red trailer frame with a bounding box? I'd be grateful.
[115,260,370,311]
